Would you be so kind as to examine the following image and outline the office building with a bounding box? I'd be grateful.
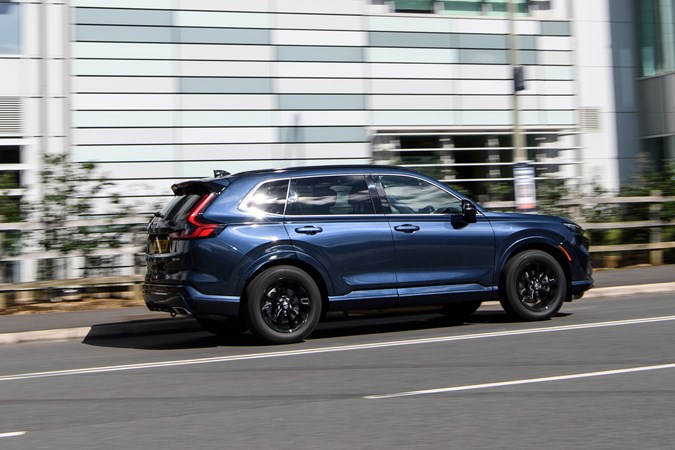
[0,0,667,280]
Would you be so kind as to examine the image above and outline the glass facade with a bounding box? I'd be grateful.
[373,132,578,203]
[642,136,675,168]
[637,0,675,169]
[393,0,530,15]
[638,0,675,77]
[0,2,20,54]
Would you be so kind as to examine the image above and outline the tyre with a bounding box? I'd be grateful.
[196,317,247,337]
[500,250,566,321]
[246,265,322,344]
[441,301,482,321]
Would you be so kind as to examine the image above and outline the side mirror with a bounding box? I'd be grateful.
[462,200,477,224]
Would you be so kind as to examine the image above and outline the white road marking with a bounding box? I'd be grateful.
[1,315,675,383]
[365,363,675,399]
[0,431,27,438]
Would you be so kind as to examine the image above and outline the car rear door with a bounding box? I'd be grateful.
[376,174,496,305]
[283,174,397,309]
[146,179,228,284]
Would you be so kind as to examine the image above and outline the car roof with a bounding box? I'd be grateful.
[229,164,420,178]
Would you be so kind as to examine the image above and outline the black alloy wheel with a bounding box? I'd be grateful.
[500,250,566,320]
[246,266,321,344]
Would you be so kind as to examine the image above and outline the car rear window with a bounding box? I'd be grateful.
[243,179,290,215]
[159,194,204,221]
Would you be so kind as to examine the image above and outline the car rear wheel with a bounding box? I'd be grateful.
[500,250,566,321]
[246,265,322,344]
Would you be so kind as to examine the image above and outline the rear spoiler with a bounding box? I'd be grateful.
[171,179,229,196]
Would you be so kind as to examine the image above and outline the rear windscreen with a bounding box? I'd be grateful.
[159,194,203,221]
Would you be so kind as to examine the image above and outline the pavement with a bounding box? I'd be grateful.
[0,265,673,345]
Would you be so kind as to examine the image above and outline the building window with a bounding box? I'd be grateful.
[642,136,674,171]
[0,145,20,164]
[638,0,675,77]
[393,0,435,13]
[373,131,579,202]
[0,2,21,54]
[391,0,531,16]
[0,145,22,264]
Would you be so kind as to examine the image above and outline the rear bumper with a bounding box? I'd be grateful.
[143,284,240,317]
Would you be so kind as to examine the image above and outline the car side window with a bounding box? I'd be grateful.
[378,175,462,214]
[287,175,375,215]
[244,179,289,215]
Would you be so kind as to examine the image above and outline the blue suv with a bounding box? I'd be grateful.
[144,165,593,344]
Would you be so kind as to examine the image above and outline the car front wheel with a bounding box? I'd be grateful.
[500,250,566,321]
[246,265,322,344]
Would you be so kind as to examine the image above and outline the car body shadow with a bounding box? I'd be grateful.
[82,314,470,350]
[82,317,258,350]
[82,307,572,351]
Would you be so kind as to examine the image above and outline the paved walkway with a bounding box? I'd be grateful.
[0,265,673,344]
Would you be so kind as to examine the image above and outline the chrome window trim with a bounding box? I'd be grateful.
[237,171,483,218]
[239,173,383,217]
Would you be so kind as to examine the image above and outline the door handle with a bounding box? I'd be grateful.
[295,226,323,235]
[394,224,420,234]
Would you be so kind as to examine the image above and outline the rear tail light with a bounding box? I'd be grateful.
[170,193,225,240]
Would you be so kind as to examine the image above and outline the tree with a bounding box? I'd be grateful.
[30,153,129,278]
[535,176,575,217]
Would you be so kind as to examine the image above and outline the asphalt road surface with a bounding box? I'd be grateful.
[1,292,674,450]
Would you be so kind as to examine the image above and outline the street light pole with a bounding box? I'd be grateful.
[509,0,526,162]
[509,0,536,211]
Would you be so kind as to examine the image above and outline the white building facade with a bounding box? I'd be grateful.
[0,0,655,281]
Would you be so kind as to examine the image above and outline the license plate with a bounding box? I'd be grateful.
[151,238,169,254]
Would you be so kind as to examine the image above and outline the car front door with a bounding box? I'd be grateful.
[284,174,397,310]
[376,174,496,305]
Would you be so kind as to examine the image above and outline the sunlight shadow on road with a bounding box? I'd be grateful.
[81,307,562,351]
[82,318,260,350]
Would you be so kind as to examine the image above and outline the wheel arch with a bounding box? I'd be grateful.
[498,243,572,302]
[241,258,331,315]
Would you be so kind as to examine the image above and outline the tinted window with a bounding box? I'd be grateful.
[160,194,203,220]
[287,175,375,215]
[0,3,21,54]
[0,145,20,164]
[245,179,289,215]
[379,175,462,214]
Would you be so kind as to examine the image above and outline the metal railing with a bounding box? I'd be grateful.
[1,194,673,311]
[484,192,675,266]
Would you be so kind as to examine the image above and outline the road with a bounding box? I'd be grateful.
[1,292,674,450]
